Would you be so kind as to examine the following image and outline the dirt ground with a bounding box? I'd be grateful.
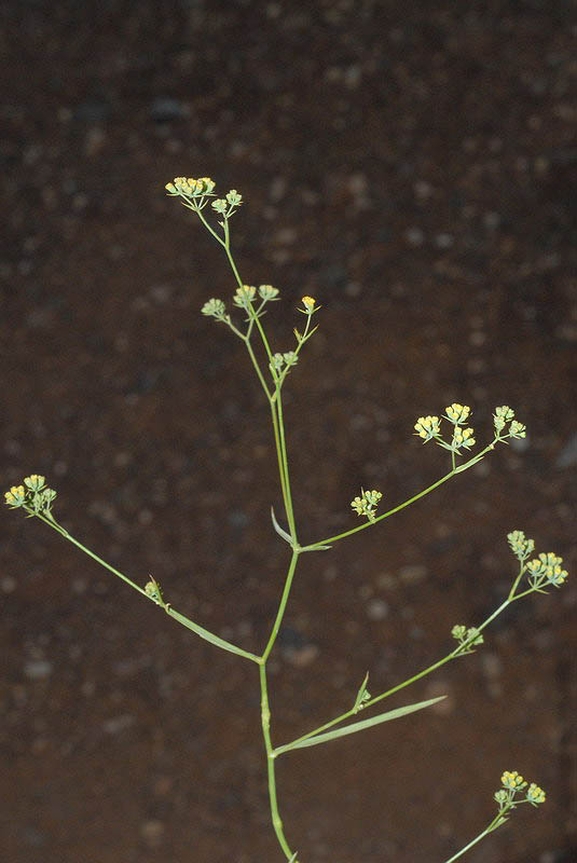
[1,2,576,862]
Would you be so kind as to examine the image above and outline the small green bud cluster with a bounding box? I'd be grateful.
[202,284,280,323]
[350,489,383,522]
[495,771,546,810]
[201,298,228,322]
[4,475,57,517]
[232,284,278,310]
[451,625,484,653]
[271,352,298,374]
[144,576,167,607]
[507,529,535,561]
[493,405,526,439]
[211,189,242,217]
[507,531,568,591]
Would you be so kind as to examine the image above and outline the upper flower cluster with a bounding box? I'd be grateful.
[507,530,568,591]
[165,176,216,197]
[165,176,242,218]
[5,474,57,517]
[496,770,546,808]
[414,403,526,457]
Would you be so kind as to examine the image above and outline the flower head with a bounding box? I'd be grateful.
[299,296,317,314]
[350,489,383,523]
[165,176,216,198]
[414,415,441,442]
[507,530,535,562]
[4,476,57,517]
[501,770,526,791]
[451,425,476,450]
[493,406,526,439]
[445,403,471,424]
[233,285,257,309]
[258,284,280,302]
[201,298,227,320]
[526,552,568,589]
[4,485,26,508]
[526,783,546,806]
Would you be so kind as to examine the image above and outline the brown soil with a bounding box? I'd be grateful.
[1,3,576,862]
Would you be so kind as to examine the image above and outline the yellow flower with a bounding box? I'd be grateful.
[501,770,526,790]
[300,296,316,313]
[5,485,26,507]
[526,783,546,805]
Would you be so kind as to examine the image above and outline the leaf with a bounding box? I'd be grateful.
[352,671,371,712]
[271,506,293,545]
[166,607,260,664]
[283,696,446,752]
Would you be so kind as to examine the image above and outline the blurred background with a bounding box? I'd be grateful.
[1,1,575,861]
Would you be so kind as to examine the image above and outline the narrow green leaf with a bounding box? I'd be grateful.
[282,696,445,752]
[353,671,371,712]
[166,607,260,664]
[271,506,293,545]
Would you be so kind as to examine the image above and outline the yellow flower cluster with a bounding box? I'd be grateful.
[496,771,546,809]
[350,489,383,522]
[4,475,57,517]
[445,403,470,424]
[165,177,216,197]
[414,415,441,441]
[501,770,526,790]
[526,551,568,588]
[526,782,546,805]
[452,426,476,449]
[5,484,26,507]
[300,296,316,312]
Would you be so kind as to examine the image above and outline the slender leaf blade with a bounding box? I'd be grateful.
[285,696,446,752]
[271,506,293,544]
[352,671,371,712]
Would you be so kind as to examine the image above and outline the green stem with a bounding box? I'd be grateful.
[443,813,507,863]
[270,395,297,538]
[304,440,500,550]
[305,468,459,549]
[189,203,225,248]
[222,218,244,288]
[252,306,276,364]
[242,333,274,401]
[259,663,299,861]
[31,513,260,664]
[35,513,150,598]
[261,550,300,663]
[204,210,297,541]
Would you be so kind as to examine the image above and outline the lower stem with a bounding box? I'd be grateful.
[259,663,298,861]
[443,814,506,863]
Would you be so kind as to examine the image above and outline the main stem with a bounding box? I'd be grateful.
[260,662,299,861]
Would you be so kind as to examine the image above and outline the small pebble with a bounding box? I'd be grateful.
[23,659,53,680]
[365,598,389,621]
[140,819,165,847]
